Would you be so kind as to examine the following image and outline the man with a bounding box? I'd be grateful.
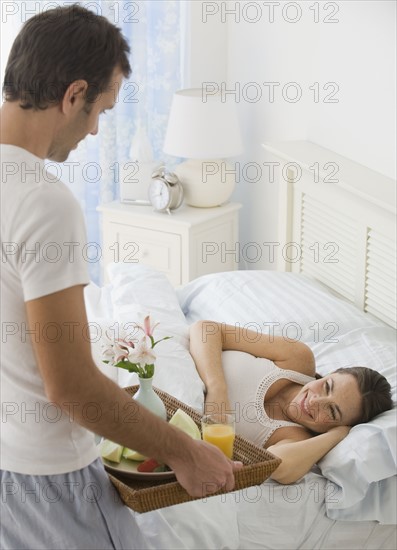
[0,5,241,549]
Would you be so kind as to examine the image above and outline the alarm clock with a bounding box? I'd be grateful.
[148,167,184,213]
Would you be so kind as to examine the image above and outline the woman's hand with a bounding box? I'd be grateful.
[327,425,352,440]
[204,390,231,415]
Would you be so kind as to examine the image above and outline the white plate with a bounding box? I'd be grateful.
[102,457,176,480]
[97,439,176,482]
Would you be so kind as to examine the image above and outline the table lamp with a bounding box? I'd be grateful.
[163,88,243,207]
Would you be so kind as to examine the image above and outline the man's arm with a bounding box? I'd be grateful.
[26,286,242,497]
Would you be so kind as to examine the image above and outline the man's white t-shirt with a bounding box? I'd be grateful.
[1,144,99,474]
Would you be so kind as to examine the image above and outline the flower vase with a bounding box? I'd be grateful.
[134,377,167,421]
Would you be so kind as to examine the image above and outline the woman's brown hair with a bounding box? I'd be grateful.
[3,4,131,110]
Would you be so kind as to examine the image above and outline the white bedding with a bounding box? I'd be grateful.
[176,270,397,524]
[85,265,397,550]
[133,474,397,550]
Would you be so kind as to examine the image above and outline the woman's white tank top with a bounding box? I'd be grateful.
[221,350,314,446]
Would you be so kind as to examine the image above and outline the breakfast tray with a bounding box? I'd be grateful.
[107,385,281,513]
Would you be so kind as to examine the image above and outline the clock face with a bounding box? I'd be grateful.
[148,179,171,211]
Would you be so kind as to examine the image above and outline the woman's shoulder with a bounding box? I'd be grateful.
[274,342,316,378]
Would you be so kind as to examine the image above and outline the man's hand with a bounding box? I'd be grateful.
[167,438,243,497]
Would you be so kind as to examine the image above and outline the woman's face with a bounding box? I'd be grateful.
[287,373,363,433]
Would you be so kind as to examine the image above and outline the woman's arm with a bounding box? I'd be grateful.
[190,320,315,376]
[189,320,231,413]
[268,426,351,484]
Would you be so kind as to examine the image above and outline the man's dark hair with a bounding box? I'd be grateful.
[3,4,131,110]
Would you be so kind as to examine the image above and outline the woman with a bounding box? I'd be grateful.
[190,320,393,484]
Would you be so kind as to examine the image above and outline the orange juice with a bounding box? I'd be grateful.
[202,424,235,459]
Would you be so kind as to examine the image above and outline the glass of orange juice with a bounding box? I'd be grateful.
[201,414,235,459]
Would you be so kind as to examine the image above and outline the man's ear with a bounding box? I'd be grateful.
[61,80,89,115]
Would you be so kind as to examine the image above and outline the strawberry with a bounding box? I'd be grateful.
[137,458,161,473]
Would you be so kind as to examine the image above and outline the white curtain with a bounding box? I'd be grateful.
[1,1,186,284]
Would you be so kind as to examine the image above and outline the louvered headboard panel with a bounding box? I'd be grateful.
[263,141,397,328]
[365,230,397,326]
[300,193,358,302]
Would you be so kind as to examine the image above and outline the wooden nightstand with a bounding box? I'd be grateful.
[97,201,241,286]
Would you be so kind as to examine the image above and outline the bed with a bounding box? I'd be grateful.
[85,141,396,549]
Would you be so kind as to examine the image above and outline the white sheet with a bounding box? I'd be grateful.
[134,473,397,550]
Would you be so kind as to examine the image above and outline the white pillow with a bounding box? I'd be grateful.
[313,324,396,522]
[176,269,397,523]
[106,263,205,410]
[176,270,387,342]
[319,409,397,523]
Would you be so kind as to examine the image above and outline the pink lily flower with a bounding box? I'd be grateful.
[143,315,159,337]
[101,315,170,377]
[128,335,156,366]
[114,339,134,363]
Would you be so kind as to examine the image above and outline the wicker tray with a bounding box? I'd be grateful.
[107,385,281,513]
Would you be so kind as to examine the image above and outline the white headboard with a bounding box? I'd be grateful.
[262,141,396,328]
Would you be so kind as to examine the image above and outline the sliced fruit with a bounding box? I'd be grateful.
[137,458,162,473]
[122,448,146,462]
[100,439,123,463]
[169,408,201,440]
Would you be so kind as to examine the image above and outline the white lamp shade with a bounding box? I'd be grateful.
[163,89,243,159]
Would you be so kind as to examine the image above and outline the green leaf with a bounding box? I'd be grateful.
[145,364,155,378]
[152,336,172,348]
[114,361,140,373]
[137,365,145,377]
